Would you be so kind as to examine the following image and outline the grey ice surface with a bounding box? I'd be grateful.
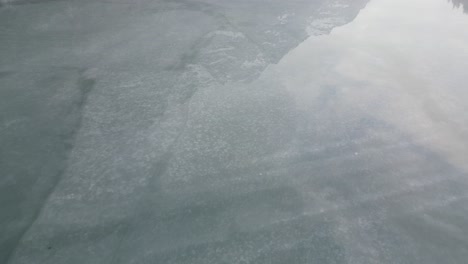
[1,0,468,263]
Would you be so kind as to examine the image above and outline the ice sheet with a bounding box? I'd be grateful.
[1,0,468,263]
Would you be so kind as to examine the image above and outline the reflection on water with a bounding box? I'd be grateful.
[274,0,468,171]
[450,0,468,12]
[267,0,468,261]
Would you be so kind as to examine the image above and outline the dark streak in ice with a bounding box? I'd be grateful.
[2,70,96,264]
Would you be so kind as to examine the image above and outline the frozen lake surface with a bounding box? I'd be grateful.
[1,0,468,263]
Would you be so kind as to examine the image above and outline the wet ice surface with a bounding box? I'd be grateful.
[1,0,468,263]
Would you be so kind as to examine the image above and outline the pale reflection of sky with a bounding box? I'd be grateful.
[267,0,468,170]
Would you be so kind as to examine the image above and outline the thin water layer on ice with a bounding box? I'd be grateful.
[1,0,468,263]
